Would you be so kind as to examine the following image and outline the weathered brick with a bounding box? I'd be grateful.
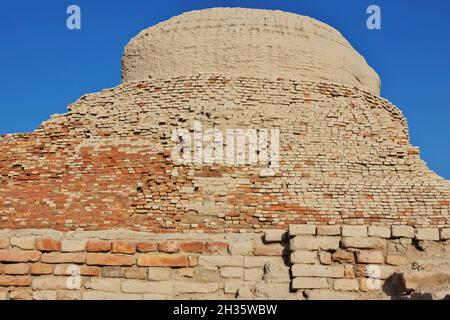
[0,250,41,262]
[290,251,317,264]
[0,238,9,249]
[32,276,70,290]
[137,254,188,267]
[333,279,359,291]
[1,263,29,275]
[188,255,199,267]
[147,267,171,280]
[86,253,135,266]
[0,275,32,286]
[341,225,368,237]
[86,240,111,252]
[158,241,179,253]
[290,236,340,251]
[368,226,391,238]
[36,239,61,252]
[341,237,386,249]
[228,242,253,255]
[112,241,136,254]
[31,276,69,290]
[41,252,85,264]
[102,266,124,278]
[30,263,54,275]
[441,228,450,240]
[177,268,194,278]
[415,228,439,241]
[289,224,316,236]
[80,266,102,276]
[292,277,329,289]
[61,240,86,253]
[10,237,35,250]
[386,255,407,266]
[56,291,82,300]
[124,267,147,280]
[291,264,344,278]
[85,278,121,292]
[344,264,355,278]
[179,241,206,253]
[319,251,331,265]
[122,280,173,294]
[316,225,341,236]
[205,242,228,254]
[136,242,158,253]
[253,243,286,256]
[264,229,288,242]
[220,267,243,278]
[356,250,384,264]
[331,250,355,263]
[392,226,414,238]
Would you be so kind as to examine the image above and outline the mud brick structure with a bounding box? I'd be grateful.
[0,8,449,300]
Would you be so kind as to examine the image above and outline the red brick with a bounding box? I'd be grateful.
[80,266,102,276]
[86,253,135,266]
[36,239,61,252]
[253,244,286,256]
[179,241,206,253]
[112,241,136,254]
[41,252,85,264]
[30,263,54,275]
[205,242,228,254]
[0,250,41,262]
[137,254,188,267]
[158,241,179,253]
[1,263,29,275]
[136,242,158,253]
[86,240,111,252]
[0,275,32,287]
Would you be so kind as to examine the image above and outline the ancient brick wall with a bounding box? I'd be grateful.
[0,76,448,231]
[0,225,448,300]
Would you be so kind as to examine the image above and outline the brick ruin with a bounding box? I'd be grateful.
[0,8,449,300]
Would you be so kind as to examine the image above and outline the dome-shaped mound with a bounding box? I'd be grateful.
[122,8,381,94]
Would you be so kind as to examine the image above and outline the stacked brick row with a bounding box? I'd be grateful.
[288,224,449,299]
[0,75,449,231]
[0,230,293,300]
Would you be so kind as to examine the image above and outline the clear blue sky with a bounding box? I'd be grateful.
[0,1,449,178]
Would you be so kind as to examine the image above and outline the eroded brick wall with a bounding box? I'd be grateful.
[0,229,291,300]
[0,75,449,232]
[0,225,448,300]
